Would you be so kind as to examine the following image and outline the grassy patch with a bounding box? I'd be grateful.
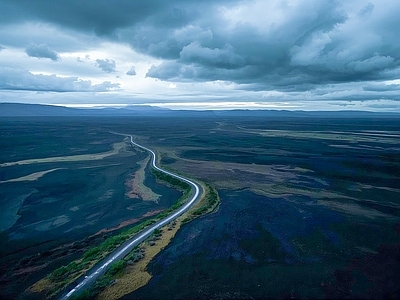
[93,182,220,299]
[29,165,194,299]
[151,169,190,191]
[182,183,220,223]
[107,260,127,277]
[69,260,127,300]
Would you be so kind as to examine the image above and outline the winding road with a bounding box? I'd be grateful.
[60,134,202,299]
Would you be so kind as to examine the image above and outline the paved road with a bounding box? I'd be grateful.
[60,134,202,299]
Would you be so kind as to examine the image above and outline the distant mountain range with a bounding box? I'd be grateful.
[0,103,171,117]
[1,102,399,118]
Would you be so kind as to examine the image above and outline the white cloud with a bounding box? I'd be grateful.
[26,43,60,61]
[0,67,119,92]
[95,59,116,73]
[290,32,332,66]
[126,66,136,76]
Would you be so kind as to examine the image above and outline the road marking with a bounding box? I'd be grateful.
[61,134,202,299]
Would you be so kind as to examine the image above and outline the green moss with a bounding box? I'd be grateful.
[50,261,82,280]
[107,260,127,277]
[183,183,220,223]
[46,164,194,298]
[151,169,190,191]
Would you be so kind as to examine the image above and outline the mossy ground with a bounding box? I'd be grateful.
[96,183,219,300]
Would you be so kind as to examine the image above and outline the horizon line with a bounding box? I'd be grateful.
[1,102,400,114]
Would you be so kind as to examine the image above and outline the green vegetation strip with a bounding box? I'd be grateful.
[71,184,220,300]
[150,169,191,219]
[40,169,191,298]
[182,182,219,223]
[69,260,127,300]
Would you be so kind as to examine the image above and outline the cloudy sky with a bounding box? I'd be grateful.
[1,0,400,111]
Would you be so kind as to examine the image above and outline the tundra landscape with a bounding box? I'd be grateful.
[0,112,399,299]
[2,0,400,298]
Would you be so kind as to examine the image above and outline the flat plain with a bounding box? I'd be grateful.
[1,115,399,299]
[0,117,181,299]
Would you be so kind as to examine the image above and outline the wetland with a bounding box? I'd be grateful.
[1,115,399,299]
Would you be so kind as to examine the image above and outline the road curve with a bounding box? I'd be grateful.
[60,134,202,299]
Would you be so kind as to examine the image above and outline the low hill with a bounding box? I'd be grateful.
[1,102,399,118]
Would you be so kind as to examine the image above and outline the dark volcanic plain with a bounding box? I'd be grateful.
[1,114,399,299]
[0,117,181,299]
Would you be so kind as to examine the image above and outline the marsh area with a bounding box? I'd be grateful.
[1,115,399,299]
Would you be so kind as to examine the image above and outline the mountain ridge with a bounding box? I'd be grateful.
[1,102,399,118]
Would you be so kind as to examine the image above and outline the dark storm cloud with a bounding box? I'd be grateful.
[143,0,400,91]
[142,3,386,90]
[0,0,226,35]
[180,42,246,69]
[0,0,162,35]
[95,59,116,73]
[1,0,400,96]
[126,66,136,76]
[25,43,59,61]
[0,67,119,92]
